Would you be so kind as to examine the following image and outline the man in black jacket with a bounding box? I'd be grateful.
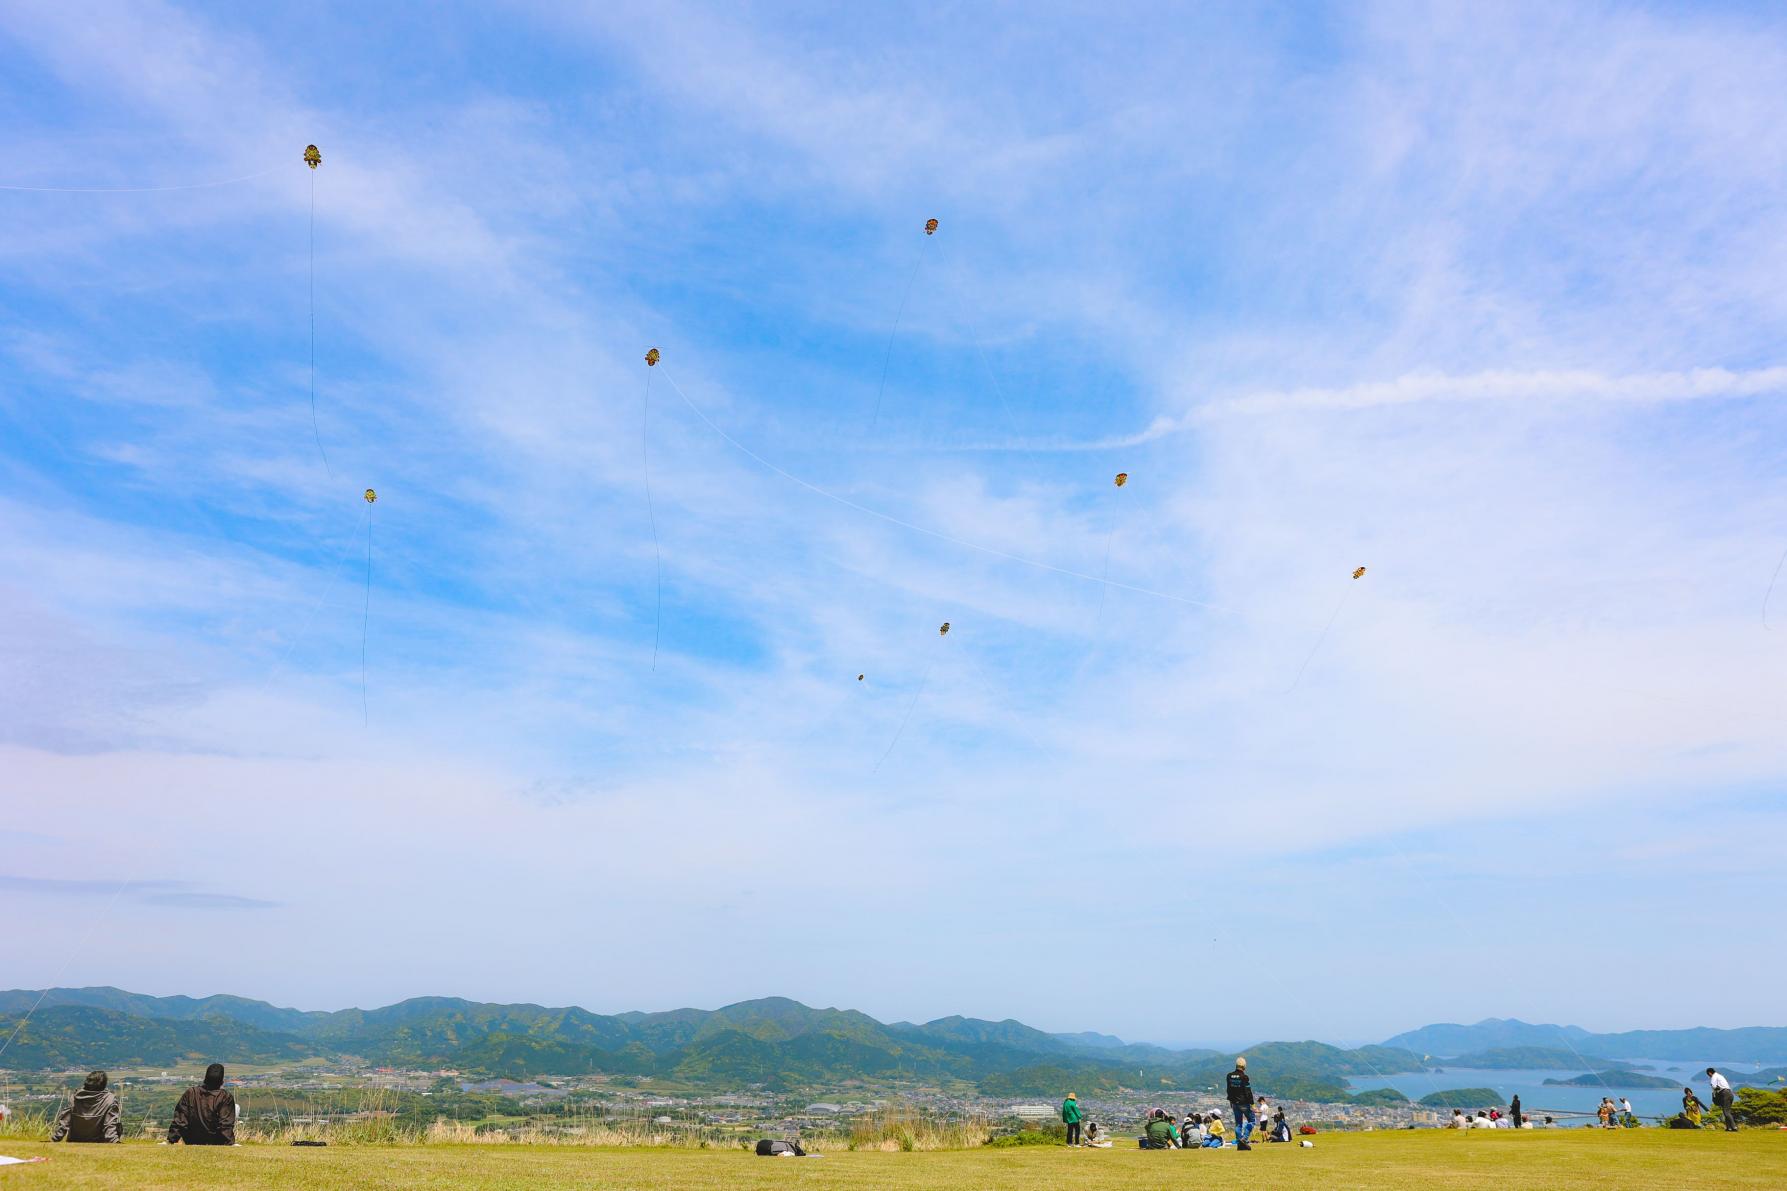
[168,1063,236,1145]
[51,1071,121,1143]
[1225,1057,1256,1150]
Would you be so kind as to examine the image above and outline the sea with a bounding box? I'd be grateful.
[1346,1060,1776,1125]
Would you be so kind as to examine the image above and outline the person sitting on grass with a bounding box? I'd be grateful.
[1269,1108,1291,1142]
[1140,1109,1179,1149]
[168,1063,236,1146]
[1450,1109,1468,1129]
[1203,1113,1226,1147]
[51,1071,120,1143]
[1182,1112,1203,1147]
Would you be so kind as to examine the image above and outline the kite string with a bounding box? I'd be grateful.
[657,368,1229,612]
[1764,544,1787,629]
[0,165,281,194]
[644,371,661,670]
[1285,582,1354,693]
[870,239,929,430]
[874,654,936,774]
[309,167,330,477]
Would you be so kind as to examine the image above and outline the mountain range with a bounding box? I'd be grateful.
[3,991,1782,1099]
[1384,1018,1787,1064]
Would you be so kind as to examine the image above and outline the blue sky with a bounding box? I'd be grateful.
[3,0,1786,1045]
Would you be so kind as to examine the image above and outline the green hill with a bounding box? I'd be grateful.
[1418,1088,1506,1108]
[1543,1069,1680,1089]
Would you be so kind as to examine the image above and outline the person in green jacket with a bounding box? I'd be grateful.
[1062,1093,1082,1146]
[1142,1109,1179,1149]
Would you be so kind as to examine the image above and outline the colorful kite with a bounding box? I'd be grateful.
[304,145,321,170]
[645,347,660,367]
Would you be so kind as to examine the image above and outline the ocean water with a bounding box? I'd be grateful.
[1346,1060,1775,1125]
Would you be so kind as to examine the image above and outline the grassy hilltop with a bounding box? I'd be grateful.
[2,1129,1784,1190]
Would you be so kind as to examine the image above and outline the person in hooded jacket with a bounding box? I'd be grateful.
[51,1071,121,1143]
[168,1063,235,1146]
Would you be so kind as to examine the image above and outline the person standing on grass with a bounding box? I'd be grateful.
[1225,1056,1257,1150]
[1707,1068,1738,1131]
[168,1063,236,1146]
[1509,1093,1523,1129]
[1061,1092,1082,1146]
[50,1071,120,1143]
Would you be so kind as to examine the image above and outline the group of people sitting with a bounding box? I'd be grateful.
[1449,1107,1544,1129]
[48,1063,240,1146]
[1137,1105,1293,1149]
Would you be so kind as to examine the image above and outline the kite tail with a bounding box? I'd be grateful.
[874,655,936,774]
[870,241,928,431]
[1285,584,1353,694]
[1765,544,1787,629]
[644,371,662,670]
[309,169,331,477]
[361,515,372,726]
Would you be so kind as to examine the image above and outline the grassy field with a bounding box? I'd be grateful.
[1,1130,1783,1190]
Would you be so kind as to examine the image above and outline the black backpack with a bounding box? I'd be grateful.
[755,1139,805,1156]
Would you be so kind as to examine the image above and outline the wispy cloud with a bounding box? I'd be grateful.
[3,0,1786,1039]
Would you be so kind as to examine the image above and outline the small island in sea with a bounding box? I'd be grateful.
[1543,1069,1680,1089]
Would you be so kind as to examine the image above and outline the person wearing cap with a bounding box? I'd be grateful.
[50,1071,121,1143]
[1225,1057,1257,1149]
[1061,1092,1082,1146]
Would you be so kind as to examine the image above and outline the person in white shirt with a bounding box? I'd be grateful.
[1450,1109,1467,1129]
[1707,1069,1738,1132]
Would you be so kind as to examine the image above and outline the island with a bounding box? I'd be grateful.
[1543,1069,1679,1089]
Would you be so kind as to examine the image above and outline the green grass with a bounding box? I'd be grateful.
[2,1129,1782,1189]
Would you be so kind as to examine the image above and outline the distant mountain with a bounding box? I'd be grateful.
[0,987,1391,1103]
[1385,1019,1787,1064]
[1543,1069,1680,1089]
[1383,1019,1595,1055]
[1052,1030,1127,1051]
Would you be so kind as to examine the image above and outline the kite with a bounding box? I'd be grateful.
[645,347,660,367]
[364,488,377,503]
[1353,566,1366,579]
[939,621,950,636]
[1114,472,1128,487]
[857,674,865,681]
[304,145,321,170]
[924,218,939,235]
